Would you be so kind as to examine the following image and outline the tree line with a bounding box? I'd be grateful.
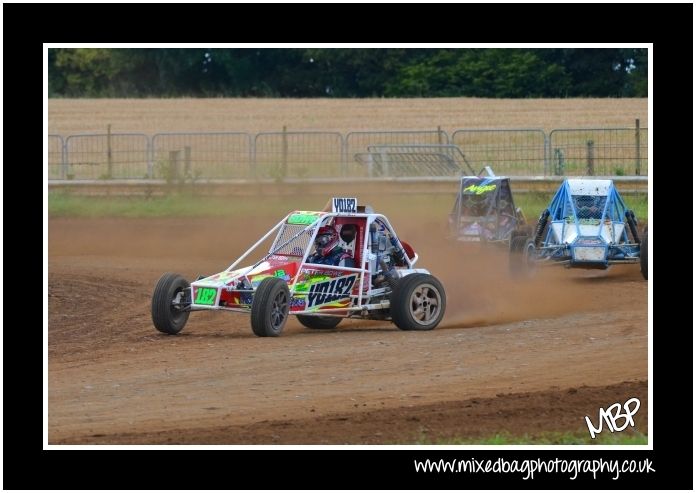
[48,48,647,98]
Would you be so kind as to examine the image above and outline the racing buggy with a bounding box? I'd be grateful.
[151,198,446,337]
[509,179,648,279]
[449,171,528,245]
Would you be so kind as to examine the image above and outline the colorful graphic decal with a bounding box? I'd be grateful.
[249,262,298,287]
[289,269,360,312]
[565,215,601,226]
[193,286,217,305]
[293,272,331,295]
[463,183,496,195]
[288,211,323,225]
[306,274,357,309]
[289,297,306,310]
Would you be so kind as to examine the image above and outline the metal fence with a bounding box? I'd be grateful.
[345,130,449,178]
[451,129,547,176]
[48,127,649,181]
[48,135,65,179]
[354,144,474,177]
[255,131,343,179]
[65,133,150,180]
[152,132,252,180]
[548,128,648,177]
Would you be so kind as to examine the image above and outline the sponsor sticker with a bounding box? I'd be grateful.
[307,273,356,308]
[288,212,322,225]
[463,184,496,195]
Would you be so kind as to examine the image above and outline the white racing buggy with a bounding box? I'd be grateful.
[509,179,648,279]
[152,198,446,337]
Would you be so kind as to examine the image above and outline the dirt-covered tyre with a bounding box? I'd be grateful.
[508,231,524,251]
[640,226,648,280]
[151,273,191,335]
[509,237,536,279]
[251,277,290,337]
[390,273,446,331]
[297,315,341,330]
[510,225,533,240]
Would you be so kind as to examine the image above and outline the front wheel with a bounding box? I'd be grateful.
[251,277,290,337]
[390,273,446,331]
[640,226,648,280]
[297,315,342,330]
[152,273,191,335]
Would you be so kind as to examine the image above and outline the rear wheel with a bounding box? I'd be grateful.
[251,277,290,337]
[390,273,446,331]
[509,237,536,279]
[508,227,529,249]
[297,315,342,330]
[151,273,190,335]
[640,226,648,280]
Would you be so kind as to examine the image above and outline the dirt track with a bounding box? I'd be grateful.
[48,214,648,444]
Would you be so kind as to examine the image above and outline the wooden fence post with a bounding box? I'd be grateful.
[634,118,641,175]
[107,124,113,178]
[184,146,191,177]
[281,125,288,179]
[586,140,594,176]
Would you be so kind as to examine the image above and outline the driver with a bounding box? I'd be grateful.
[307,225,355,267]
[576,195,601,218]
[464,193,487,216]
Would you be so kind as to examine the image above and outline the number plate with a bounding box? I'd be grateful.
[193,286,218,305]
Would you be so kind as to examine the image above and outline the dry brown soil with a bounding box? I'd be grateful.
[48,209,648,444]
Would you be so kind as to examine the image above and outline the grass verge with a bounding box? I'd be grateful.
[48,190,648,222]
[416,430,648,445]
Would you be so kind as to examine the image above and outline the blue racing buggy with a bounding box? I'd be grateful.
[509,179,648,279]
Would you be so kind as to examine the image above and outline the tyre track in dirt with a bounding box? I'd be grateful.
[48,217,648,444]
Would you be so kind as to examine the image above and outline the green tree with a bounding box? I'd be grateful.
[47,47,648,98]
[386,49,571,97]
[535,48,647,97]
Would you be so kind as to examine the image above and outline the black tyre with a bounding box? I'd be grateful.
[151,273,191,335]
[509,237,536,279]
[250,277,290,337]
[508,231,524,250]
[510,225,533,240]
[390,273,446,331]
[640,226,648,280]
[297,315,342,330]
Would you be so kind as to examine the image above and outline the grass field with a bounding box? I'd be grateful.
[48,190,648,222]
[48,98,648,135]
[419,430,648,445]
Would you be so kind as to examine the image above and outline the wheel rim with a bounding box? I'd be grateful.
[409,283,442,326]
[524,243,536,270]
[170,288,187,322]
[270,290,288,330]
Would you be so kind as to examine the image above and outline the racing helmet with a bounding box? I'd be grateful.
[467,192,487,215]
[315,225,338,256]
